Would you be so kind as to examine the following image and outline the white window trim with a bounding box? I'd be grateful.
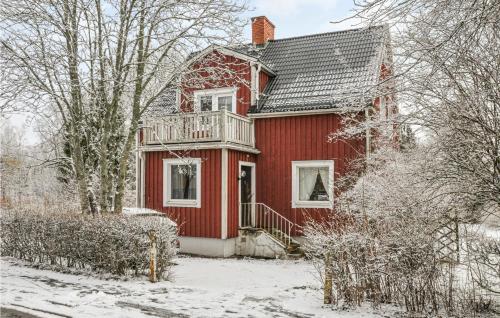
[238,161,256,228]
[163,158,202,208]
[193,87,237,113]
[291,160,334,209]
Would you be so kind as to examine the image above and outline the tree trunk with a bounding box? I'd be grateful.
[69,130,91,213]
[114,126,136,214]
[114,0,146,214]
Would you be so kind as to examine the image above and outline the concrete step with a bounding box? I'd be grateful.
[238,226,304,259]
[286,252,304,260]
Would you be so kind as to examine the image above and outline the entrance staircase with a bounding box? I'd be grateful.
[240,203,304,258]
[268,228,302,256]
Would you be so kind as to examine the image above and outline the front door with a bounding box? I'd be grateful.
[239,164,254,227]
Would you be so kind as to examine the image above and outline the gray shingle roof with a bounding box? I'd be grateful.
[248,25,388,113]
[143,88,178,117]
[146,25,388,116]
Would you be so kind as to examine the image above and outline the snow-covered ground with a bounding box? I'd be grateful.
[0,256,392,318]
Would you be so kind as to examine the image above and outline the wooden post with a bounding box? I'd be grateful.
[455,217,460,263]
[324,251,333,304]
[448,261,453,311]
[220,109,226,142]
[148,230,157,283]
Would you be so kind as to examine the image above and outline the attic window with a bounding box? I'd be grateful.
[194,87,236,113]
[292,160,334,209]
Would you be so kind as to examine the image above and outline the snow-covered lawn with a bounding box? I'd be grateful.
[0,256,392,318]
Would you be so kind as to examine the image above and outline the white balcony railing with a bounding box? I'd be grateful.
[142,110,255,148]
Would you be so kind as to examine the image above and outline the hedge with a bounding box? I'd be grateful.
[0,208,177,279]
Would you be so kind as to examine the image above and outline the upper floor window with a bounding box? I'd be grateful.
[194,87,236,113]
[291,160,334,209]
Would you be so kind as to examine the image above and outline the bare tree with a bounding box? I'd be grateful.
[349,0,500,213]
[0,121,73,207]
[305,1,500,313]
[0,0,248,213]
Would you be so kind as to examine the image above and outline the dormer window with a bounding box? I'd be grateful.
[194,87,237,113]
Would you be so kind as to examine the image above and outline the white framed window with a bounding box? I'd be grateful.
[163,158,201,208]
[291,160,334,209]
[194,87,237,113]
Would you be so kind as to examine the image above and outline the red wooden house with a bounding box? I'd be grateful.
[136,17,395,257]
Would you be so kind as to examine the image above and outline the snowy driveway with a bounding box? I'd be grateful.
[1,256,385,318]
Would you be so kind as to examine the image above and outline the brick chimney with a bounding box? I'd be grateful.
[251,16,275,46]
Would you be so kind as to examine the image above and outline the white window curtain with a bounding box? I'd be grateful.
[318,167,330,200]
[163,158,201,208]
[218,96,233,112]
[298,167,317,201]
[170,164,197,200]
[292,160,334,208]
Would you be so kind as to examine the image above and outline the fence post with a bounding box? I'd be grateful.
[148,230,157,283]
[324,251,333,304]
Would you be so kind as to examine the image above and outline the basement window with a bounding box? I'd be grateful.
[194,87,236,113]
[291,160,334,209]
[163,158,201,208]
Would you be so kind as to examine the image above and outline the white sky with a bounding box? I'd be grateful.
[244,0,360,40]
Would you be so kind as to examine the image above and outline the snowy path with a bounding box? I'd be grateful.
[1,256,387,318]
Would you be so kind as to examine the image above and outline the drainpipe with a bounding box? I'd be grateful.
[135,128,141,207]
[255,64,262,102]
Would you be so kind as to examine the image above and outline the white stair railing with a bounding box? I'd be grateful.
[241,202,302,247]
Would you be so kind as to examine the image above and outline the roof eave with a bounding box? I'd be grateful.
[247,106,369,118]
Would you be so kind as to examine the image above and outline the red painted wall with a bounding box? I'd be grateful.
[144,149,221,238]
[259,71,270,94]
[141,51,385,238]
[253,113,365,234]
[226,150,257,238]
[179,51,253,116]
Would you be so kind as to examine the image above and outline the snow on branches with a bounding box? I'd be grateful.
[304,146,499,315]
[0,206,177,279]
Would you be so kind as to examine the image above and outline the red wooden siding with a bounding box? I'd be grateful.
[226,150,257,238]
[144,149,221,238]
[254,114,365,233]
[259,71,270,94]
[237,64,252,115]
[179,51,253,116]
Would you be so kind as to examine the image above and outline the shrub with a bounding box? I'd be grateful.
[0,207,177,279]
[304,148,499,316]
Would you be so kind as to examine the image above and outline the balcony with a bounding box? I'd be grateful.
[141,110,255,148]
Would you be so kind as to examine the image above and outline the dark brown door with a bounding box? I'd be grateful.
[240,165,253,227]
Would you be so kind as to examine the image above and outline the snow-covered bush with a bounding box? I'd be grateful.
[0,207,177,279]
[305,212,441,312]
[304,147,499,316]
